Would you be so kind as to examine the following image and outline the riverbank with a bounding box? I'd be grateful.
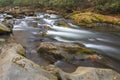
[68,12,120,31]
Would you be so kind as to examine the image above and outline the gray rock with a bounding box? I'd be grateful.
[58,67,120,80]
[0,43,57,80]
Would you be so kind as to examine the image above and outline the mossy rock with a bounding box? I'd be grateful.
[38,42,94,55]
[37,42,95,62]
[15,44,26,56]
[69,12,120,31]
[54,20,70,27]
[63,46,95,54]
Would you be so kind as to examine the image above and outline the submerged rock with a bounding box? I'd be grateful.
[54,20,70,27]
[0,43,57,80]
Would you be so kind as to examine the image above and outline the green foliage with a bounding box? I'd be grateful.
[94,0,120,13]
[0,0,78,9]
[37,0,76,8]
[49,0,74,7]
[0,0,14,6]
[0,0,119,14]
[13,0,31,5]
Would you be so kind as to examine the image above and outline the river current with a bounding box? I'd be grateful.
[1,12,120,72]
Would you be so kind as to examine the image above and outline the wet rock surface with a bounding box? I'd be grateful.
[0,43,57,80]
[37,42,114,73]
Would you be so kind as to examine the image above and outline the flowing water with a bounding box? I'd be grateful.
[1,12,120,73]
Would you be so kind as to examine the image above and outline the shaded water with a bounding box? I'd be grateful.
[1,12,120,72]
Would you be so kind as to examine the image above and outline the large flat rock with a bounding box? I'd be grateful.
[58,67,120,80]
[0,43,57,80]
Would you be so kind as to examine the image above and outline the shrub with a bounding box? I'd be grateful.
[94,0,120,13]
[0,0,14,6]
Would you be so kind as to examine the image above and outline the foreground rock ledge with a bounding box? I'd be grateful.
[58,67,120,80]
[0,43,120,80]
[0,43,57,80]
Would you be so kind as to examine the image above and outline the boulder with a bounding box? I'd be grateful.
[58,67,120,80]
[69,12,120,31]
[0,43,57,80]
[37,42,95,62]
[0,22,11,33]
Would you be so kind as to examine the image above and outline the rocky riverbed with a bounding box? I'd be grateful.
[0,7,120,80]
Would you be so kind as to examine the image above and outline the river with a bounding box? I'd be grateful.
[1,12,120,73]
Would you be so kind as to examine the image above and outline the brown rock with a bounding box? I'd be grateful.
[46,10,58,14]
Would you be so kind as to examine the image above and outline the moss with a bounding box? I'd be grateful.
[77,48,95,54]
[38,48,66,60]
[64,46,95,54]
[69,12,120,28]
[38,42,95,55]
[17,50,24,56]
[16,45,25,56]
[38,48,48,54]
